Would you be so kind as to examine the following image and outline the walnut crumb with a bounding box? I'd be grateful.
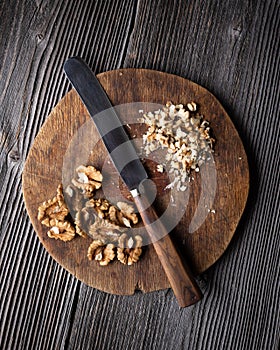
[156,164,164,173]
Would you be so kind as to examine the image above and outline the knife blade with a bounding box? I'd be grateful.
[64,56,202,307]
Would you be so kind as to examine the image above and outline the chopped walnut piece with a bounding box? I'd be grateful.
[87,239,115,265]
[117,233,143,265]
[187,101,197,112]
[156,164,164,173]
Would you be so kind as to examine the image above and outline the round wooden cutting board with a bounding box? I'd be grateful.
[22,69,249,295]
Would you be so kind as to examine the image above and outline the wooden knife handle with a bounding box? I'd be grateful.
[133,193,202,307]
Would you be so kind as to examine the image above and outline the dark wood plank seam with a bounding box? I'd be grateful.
[118,0,139,68]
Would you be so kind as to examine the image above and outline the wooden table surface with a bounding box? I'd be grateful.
[0,0,279,349]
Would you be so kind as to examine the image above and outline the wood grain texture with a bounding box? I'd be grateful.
[0,0,279,349]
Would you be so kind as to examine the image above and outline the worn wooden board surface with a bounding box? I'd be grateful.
[22,69,249,295]
[0,0,279,349]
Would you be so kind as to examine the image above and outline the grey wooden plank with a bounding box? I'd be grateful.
[0,0,279,349]
[0,0,137,349]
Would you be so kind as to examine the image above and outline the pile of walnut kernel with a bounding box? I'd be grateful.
[38,165,142,266]
[140,101,215,191]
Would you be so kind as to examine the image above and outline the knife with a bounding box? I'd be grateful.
[64,57,202,307]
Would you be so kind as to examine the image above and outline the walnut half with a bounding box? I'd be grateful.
[72,165,103,198]
[117,233,143,265]
[38,184,76,242]
[47,219,76,242]
[87,240,115,266]
[86,199,138,228]
[38,184,68,222]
